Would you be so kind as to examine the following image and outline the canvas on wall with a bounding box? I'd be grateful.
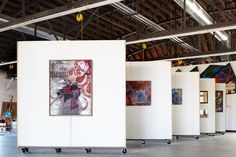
[215,91,223,112]
[49,60,92,116]
[1,102,17,120]
[200,91,208,104]
[172,88,182,105]
[126,81,151,106]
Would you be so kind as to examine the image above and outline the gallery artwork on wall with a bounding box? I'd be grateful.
[200,109,208,118]
[200,64,236,94]
[126,81,151,106]
[200,91,208,104]
[1,102,17,120]
[49,60,92,116]
[172,88,182,105]
[200,65,224,78]
[215,91,223,112]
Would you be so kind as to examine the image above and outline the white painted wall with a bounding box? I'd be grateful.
[215,83,226,132]
[126,61,172,139]
[0,73,17,113]
[172,72,200,135]
[17,41,126,147]
[226,94,236,130]
[200,79,215,133]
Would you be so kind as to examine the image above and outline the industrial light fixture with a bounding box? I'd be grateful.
[112,2,198,52]
[174,0,228,41]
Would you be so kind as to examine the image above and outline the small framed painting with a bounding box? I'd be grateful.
[200,91,208,104]
[172,88,182,105]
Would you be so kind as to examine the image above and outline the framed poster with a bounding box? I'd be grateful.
[215,90,223,112]
[172,88,182,105]
[49,60,92,116]
[200,91,208,104]
[126,81,151,106]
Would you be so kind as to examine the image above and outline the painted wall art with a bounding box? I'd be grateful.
[172,88,182,105]
[126,81,151,106]
[1,102,17,120]
[200,91,208,104]
[200,65,224,78]
[215,91,223,112]
[200,64,236,94]
[200,109,208,118]
[49,60,92,116]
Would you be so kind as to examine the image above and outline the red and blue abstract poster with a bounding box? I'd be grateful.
[126,81,151,106]
[49,60,92,116]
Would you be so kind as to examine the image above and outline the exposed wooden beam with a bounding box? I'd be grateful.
[22,0,26,17]
[0,0,8,13]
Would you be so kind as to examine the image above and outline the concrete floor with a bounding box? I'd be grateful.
[1,133,236,157]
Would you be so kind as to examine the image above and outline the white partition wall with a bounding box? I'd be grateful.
[126,61,172,139]
[200,79,215,133]
[226,94,236,131]
[215,83,226,132]
[172,72,200,136]
[17,41,126,148]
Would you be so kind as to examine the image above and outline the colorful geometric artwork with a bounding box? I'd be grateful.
[172,88,182,105]
[200,109,208,118]
[1,102,17,120]
[200,91,208,104]
[126,81,151,106]
[200,65,224,78]
[215,91,223,112]
[49,60,92,116]
[214,63,235,83]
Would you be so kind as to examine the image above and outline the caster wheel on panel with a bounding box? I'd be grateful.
[21,148,26,154]
[141,140,145,144]
[85,148,92,153]
[194,136,199,140]
[22,147,29,153]
[222,132,225,135]
[55,148,61,153]
[25,148,29,153]
[122,148,127,154]
[166,140,171,144]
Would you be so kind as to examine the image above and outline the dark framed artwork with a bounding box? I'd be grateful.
[200,91,208,104]
[215,91,223,112]
[126,81,151,106]
[172,88,182,105]
[49,60,92,116]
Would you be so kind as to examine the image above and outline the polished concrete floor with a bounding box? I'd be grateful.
[1,133,236,157]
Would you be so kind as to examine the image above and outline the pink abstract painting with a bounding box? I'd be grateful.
[49,60,92,116]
